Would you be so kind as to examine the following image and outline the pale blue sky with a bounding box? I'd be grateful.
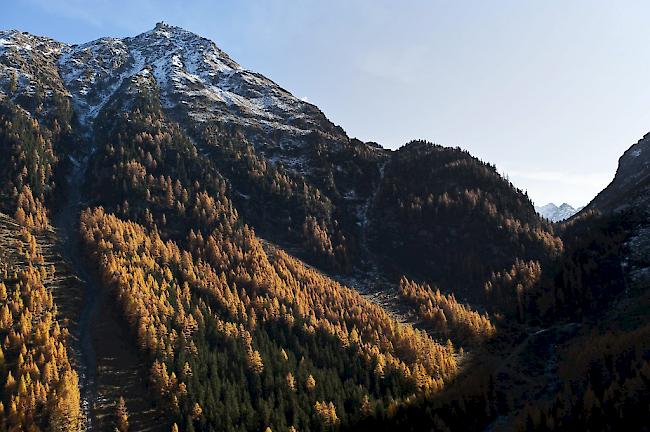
[4,0,650,206]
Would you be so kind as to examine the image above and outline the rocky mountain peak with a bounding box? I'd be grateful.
[50,22,346,152]
[154,21,171,30]
[0,30,68,104]
[587,133,650,213]
[535,202,582,222]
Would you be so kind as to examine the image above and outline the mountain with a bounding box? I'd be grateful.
[0,24,462,430]
[535,202,582,221]
[58,23,346,140]
[368,141,562,301]
[0,23,648,432]
[582,132,650,289]
[587,132,650,213]
[366,134,650,432]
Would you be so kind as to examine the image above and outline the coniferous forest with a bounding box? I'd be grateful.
[0,22,649,432]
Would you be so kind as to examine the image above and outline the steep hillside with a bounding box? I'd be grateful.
[77,80,458,429]
[0,22,648,432]
[569,132,650,300]
[367,141,562,303]
[0,213,82,431]
[351,136,650,431]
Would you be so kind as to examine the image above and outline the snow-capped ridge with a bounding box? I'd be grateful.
[1,22,348,178]
[0,30,64,58]
[535,202,582,222]
[53,22,345,152]
[0,30,68,101]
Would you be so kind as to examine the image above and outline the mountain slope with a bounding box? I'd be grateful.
[353,136,650,432]
[576,132,650,292]
[0,23,647,432]
[1,26,460,430]
[58,22,347,149]
[0,212,82,431]
[367,141,562,304]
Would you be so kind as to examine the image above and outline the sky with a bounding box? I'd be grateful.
[4,0,650,206]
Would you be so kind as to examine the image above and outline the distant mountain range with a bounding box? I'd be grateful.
[535,202,583,221]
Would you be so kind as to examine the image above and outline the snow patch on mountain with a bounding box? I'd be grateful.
[0,31,35,54]
[58,37,143,125]
[0,30,68,103]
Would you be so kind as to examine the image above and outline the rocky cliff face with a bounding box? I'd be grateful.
[582,133,650,289]
[587,133,650,214]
